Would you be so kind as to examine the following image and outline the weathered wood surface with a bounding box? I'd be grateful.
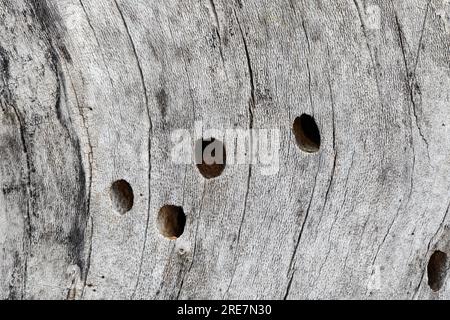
[1,0,450,300]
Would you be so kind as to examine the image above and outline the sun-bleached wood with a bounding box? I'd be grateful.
[1,0,450,300]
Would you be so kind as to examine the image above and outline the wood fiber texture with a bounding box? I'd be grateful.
[0,0,450,300]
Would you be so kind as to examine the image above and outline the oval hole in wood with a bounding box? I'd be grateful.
[195,138,226,179]
[293,114,321,153]
[110,180,134,214]
[157,205,186,239]
[427,250,448,292]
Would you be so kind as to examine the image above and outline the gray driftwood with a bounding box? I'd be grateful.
[1,0,450,300]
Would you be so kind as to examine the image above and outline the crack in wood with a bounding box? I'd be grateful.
[112,0,153,299]
[393,2,431,158]
[1,45,33,299]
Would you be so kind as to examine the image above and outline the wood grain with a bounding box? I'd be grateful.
[0,0,449,299]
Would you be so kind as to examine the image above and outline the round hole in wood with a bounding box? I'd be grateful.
[157,205,186,239]
[195,138,226,179]
[427,250,448,292]
[293,114,321,153]
[110,180,134,214]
